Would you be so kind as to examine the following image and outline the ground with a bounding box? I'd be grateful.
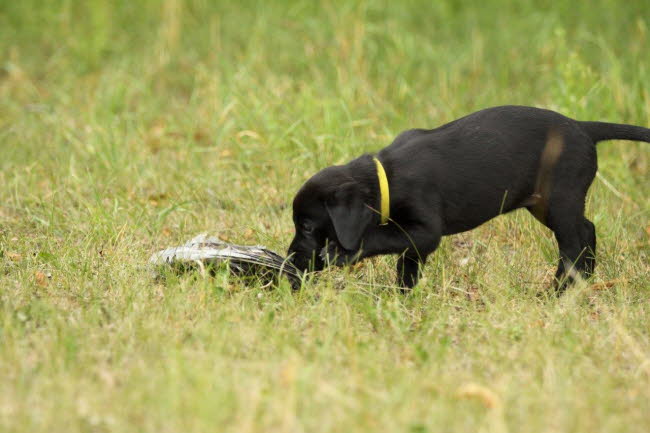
[1,1,649,432]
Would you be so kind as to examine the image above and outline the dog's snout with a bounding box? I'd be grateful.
[287,243,324,273]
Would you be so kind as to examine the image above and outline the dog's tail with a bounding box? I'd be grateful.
[579,121,650,144]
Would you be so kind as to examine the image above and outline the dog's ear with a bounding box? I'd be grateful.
[325,181,373,251]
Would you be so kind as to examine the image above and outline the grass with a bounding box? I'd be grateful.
[1,0,649,431]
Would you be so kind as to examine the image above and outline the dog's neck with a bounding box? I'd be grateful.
[347,154,390,225]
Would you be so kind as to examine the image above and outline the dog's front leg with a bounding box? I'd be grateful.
[396,253,422,289]
[319,219,441,288]
[359,221,442,288]
[318,222,432,267]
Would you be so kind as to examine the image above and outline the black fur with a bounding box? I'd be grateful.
[287,105,650,293]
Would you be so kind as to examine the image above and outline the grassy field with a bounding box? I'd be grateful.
[1,0,649,431]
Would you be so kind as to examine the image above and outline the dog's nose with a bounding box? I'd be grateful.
[286,247,302,266]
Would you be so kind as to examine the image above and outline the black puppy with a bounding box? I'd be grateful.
[288,105,649,292]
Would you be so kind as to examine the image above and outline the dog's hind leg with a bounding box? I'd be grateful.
[527,130,597,294]
[528,193,593,294]
[580,217,596,276]
[539,196,595,294]
[552,224,586,293]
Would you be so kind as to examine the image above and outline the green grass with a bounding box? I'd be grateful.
[1,0,649,431]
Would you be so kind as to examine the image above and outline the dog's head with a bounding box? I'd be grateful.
[287,164,375,273]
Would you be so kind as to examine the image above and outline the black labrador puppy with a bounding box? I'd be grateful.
[288,105,649,292]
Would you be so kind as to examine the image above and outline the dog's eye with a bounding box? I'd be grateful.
[301,221,314,234]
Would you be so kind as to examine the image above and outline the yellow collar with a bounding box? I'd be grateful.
[373,157,390,225]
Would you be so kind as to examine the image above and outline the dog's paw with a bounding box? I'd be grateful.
[320,244,357,267]
[319,243,341,265]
